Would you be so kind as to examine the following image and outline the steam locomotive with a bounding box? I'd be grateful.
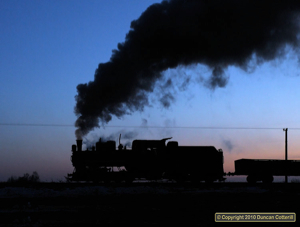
[67,136,225,183]
[67,136,300,183]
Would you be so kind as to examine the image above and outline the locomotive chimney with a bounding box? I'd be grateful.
[76,139,82,152]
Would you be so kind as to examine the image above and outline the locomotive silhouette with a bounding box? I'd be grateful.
[68,136,225,183]
[67,136,300,183]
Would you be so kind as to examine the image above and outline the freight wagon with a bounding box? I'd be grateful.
[234,159,300,183]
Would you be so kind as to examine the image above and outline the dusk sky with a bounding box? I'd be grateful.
[1,0,300,182]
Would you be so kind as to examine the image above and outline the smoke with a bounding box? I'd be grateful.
[141,118,148,127]
[222,139,234,152]
[75,0,300,138]
[157,78,176,108]
[102,130,139,148]
[84,130,139,149]
[205,66,228,90]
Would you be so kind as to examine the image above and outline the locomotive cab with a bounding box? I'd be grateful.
[124,138,172,180]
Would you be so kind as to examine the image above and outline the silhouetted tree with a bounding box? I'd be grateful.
[7,171,40,184]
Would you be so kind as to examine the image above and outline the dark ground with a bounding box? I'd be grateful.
[0,183,299,226]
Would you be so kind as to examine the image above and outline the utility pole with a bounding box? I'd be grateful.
[283,128,288,183]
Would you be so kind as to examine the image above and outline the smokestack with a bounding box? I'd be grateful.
[74,0,300,138]
[76,140,82,152]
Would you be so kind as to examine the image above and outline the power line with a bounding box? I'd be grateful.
[1,123,300,130]
[0,123,73,127]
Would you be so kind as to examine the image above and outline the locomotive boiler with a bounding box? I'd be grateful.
[67,137,225,183]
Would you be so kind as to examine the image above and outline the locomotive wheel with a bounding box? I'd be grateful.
[125,177,134,184]
[205,178,214,184]
[262,175,274,184]
[247,175,257,184]
[125,179,133,184]
[174,175,185,183]
[191,178,200,184]
[190,175,200,184]
[103,178,111,184]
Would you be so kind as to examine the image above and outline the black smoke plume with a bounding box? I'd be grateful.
[75,0,300,138]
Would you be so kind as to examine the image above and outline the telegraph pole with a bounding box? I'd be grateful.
[283,128,288,183]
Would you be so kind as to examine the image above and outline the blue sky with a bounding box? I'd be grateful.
[1,0,300,181]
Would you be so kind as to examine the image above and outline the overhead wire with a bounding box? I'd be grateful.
[1,123,300,130]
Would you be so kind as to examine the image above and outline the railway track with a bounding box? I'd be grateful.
[1,181,300,191]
